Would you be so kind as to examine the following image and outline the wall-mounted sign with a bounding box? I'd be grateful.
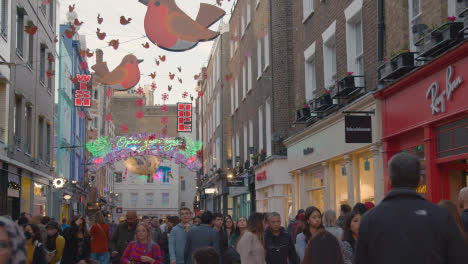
[74,74,92,107]
[205,188,216,194]
[426,65,463,115]
[303,147,314,155]
[345,115,372,143]
[256,171,267,181]
[177,103,192,132]
[227,179,245,187]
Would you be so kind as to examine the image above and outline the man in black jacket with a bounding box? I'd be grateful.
[355,153,468,264]
[265,212,298,264]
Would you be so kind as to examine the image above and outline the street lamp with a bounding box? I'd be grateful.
[227,174,233,179]
[63,194,72,200]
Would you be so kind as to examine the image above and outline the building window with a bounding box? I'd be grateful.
[181,180,185,191]
[27,24,34,68]
[334,161,348,210]
[16,9,24,56]
[235,79,239,110]
[247,56,252,91]
[258,107,263,151]
[40,45,46,84]
[257,39,262,79]
[322,21,337,88]
[304,42,317,102]
[265,100,272,156]
[38,117,44,159]
[25,105,32,154]
[46,123,51,163]
[303,0,314,20]
[305,169,325,212]
[408,0,422,50]
[249,120,253,157]
[216,137,221,168]
[147,174,154,183]
[359,156,375,203]
[230,39,233,58]
[230,85,234,115]
[231,136,235,168]
[216,93,221,127]
[1,0,8,37]
[242,64,246,99]
[48,54,53,92]
[145,193,153,207]
[247,0,251,26]
[13,97,22,144]
[264,33,270,69]
[256,0,260,8]
[162,193,169,207]
[235,133,240,165]
[243,125,248,160]
[48,0,53,26]
[345,0,364,86]
[448,0,468,17]
[115,172,122,183]
[241,15,245,36]
[217,48,221,81]
[130,193,138,207]
[40,2,46,15]
[436,117,468,158]
[94,90,98,100]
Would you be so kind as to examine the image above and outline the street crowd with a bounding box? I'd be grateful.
[1,153,468,264]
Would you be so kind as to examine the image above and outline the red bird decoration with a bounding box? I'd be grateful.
[86,49,94,58]
[65,25,76,39]
[169,72,175,80]
[68,4,75,13]
[177,67,182,72]
[54,36,58,43]
[225,73,233,81]
[24,24,38,35]
[46,71,55,78]
[96,28,106,40]
[79,49,86,57]
[74,19,83,26]
[178,77,182,84]
[155,59,160,66]
[159,55,166,62]
[142,42,150,49]
[97,14,103,24]
[109,39,119,50]
[47,56,55,63]
[149,72,156,79]
[194,74,199,80]
[190,95,194,101]
[69,75,78,83]
[120,16,132,25]
[168,85,172,91]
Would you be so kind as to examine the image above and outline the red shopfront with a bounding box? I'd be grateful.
[376,42,468,204]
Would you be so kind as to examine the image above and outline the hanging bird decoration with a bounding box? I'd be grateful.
[25,24,38,35]
[178,77,182,84]
[97,14,103,24]
[109,39,119,50]
[194,74,199,80]
[159,55,166,62]
[139,0,226,52]
[79,49,86,57]
[120,16,132,25]
[169,72,175,80]
[168,85,172,91]
[155,59,160,66]
[65,24,76,38]
[70,75,78,83]
[86,49,94,58]
[225,73,232,81]
[92,54,143,91]
[74,18,84,26]
[96,28,106,40]
[68,4,75,13]
[46,70,55,78]
[149,72,156,79]
[142,42,150,48]
[47,56,55,63]
[190,95,194,101]
[177,66,182,72]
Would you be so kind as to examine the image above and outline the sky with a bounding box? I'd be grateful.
[58,0,234,105]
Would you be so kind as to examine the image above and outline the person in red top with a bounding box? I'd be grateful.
[121,223,163,264]
[90,211,110,264]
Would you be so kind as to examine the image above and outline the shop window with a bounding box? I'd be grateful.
[400,144,426,196]
[21,177,31,213]
[305,169,324,212]
[436,118,468,158]
[359,156,374,203]
[335,162,348,210]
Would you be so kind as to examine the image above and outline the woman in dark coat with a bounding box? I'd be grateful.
[62,216,91,264]
[160,216,179,264]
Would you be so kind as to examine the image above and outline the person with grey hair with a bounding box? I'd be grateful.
[0,216,27,264]
[355,153,468,264]
[323,210,343,241]
[264,212,298,264]
[459,187,468,232]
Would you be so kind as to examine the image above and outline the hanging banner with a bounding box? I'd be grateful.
[177,103,192,132]
[344,115,372,143]
[74,74,92,107]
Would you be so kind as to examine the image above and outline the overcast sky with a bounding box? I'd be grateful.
[58,0,234,105]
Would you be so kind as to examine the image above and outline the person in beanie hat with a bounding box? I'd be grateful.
[45,221,65,264]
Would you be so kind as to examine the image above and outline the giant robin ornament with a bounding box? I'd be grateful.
[139,0,225,52]
[92,54,143,91]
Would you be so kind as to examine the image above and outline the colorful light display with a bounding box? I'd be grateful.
[74,74,92,107]
[177,103,192,132]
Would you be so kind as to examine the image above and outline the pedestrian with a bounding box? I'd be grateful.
[30,216,46,246]
[184,211,220,264]
[296,206,324,262]
[44,221,65,264]
[336,205,351,229]
[0,216,28,264]
[18,215,30,228]
[24,224,46,264]
[169,207,192,264]
[160,218,167,234]
[459,187,468,232]
[60,218,69,233]
[287,209,304,242]
[110,210,138,263]
[265,212,298,264]
[192,247,219,264]
[160,216,179,264]
[121,223,163,264]
[142,216,151,227]
[355,153,468,264]
[192,216,201,226]
[438,200,468,248]
[40,217,50,227]
[219,216,233,256]
[352,203,367,215]
[21,213,32,224]
[228,217,247,248]
[301,231,344,264]
[236,212,266,264]
[293,213,306,241]
[213,213,223,232]
[363,202,374,211]
[323,210,343,242]
[61,216,91,264]
[151,217,162,246]
[341,210,361,264]
[89,212,110,264]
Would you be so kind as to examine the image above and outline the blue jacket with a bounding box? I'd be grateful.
[184,224,220,264]
[169,223,191,264]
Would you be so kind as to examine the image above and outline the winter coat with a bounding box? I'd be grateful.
[168,223,191,264]
[295,233,307,262]
[355,188,468,264]
[109,221,136,261]
[29,240,47,264]
[325,226,343,241]
[237,231,265,264]
[159,230,170,264]
[152,226,162,246]
[462,209,468,233]
[184,224,220,264]
[264,227,298,264]
[61,225,91,264]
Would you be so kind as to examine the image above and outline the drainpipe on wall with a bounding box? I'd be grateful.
[377,0,385,86]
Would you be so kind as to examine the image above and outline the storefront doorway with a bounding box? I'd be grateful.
[441,162,468,205]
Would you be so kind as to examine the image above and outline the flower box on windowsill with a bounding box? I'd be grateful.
[416,22,464,58]
[378,52,416,81]
[313,93,333,111]
[295,107,311,122]
[331,75,357,99]
[458,8,468,36]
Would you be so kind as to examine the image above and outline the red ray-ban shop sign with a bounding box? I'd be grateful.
[74,74,92,107]
[178,103,192,132]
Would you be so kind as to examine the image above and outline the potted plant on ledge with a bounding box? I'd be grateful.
[260,149,266,161]
[252,153,259,166]
[416,17,464,58]
[295,102,311,122]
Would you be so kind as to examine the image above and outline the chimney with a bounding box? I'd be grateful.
[96,49,104,64]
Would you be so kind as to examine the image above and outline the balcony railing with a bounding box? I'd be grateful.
[331,75,366,99]
[415,22,464,59]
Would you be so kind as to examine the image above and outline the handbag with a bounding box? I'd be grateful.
[223,246,241,264]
